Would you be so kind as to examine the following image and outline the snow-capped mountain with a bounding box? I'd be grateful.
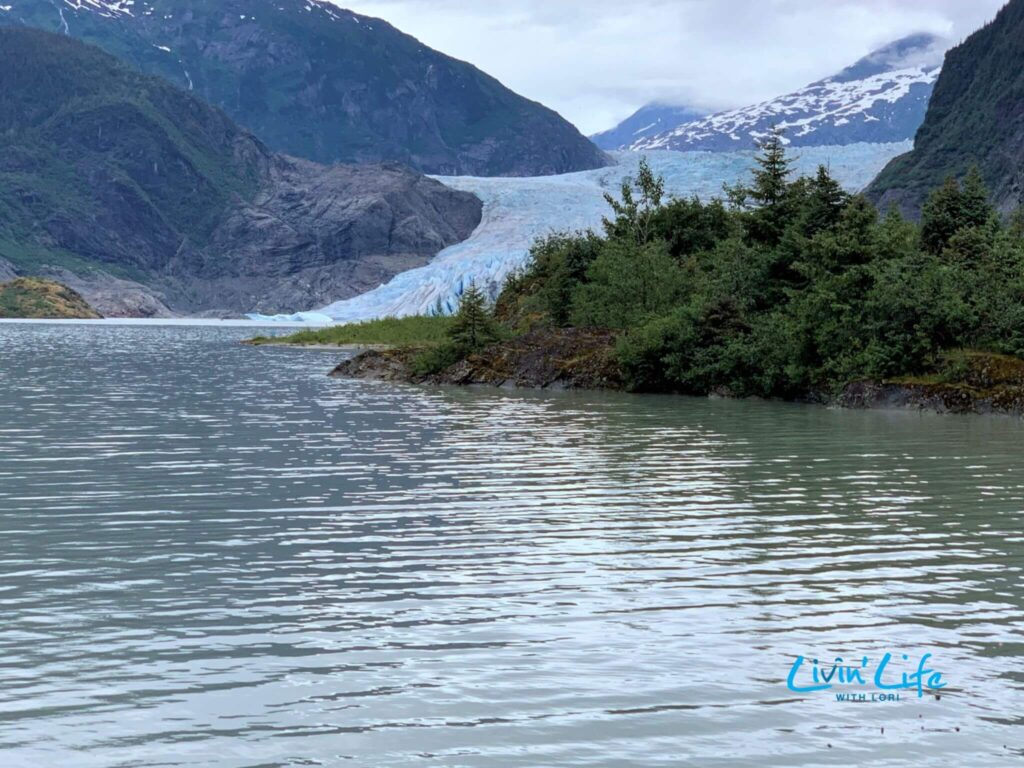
[591,103,707,150]
[631,34,945,152]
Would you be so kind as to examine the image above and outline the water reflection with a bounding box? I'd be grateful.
[0,322,1021,767]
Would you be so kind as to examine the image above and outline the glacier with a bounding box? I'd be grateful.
[252,144,911,324]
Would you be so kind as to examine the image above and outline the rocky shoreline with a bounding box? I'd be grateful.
[330,327,623,391]
[836,355,1024,416]
[328,333,1024,417]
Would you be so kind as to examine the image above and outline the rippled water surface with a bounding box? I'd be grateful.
[1,322,1022,767]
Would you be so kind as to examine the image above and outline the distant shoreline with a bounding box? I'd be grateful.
[0,317,318,328]
[245,340,392,351]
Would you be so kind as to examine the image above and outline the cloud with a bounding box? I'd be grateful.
[335,0,1006,134]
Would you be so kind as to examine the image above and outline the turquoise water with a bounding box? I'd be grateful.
[0,321,1021,767]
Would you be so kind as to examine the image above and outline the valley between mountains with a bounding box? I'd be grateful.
[3,1,1023,326]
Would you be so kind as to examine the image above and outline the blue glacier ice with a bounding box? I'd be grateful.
[252,144,910,324]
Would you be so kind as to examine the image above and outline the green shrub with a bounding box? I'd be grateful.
[411,342,464,376]
[571,240,687,329]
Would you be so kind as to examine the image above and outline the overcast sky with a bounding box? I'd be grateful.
[337,0,1005,135]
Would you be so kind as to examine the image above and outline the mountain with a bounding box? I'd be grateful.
[0,0,608,177]
[868,4,1024,216]
[631,34,945,152]
[0,27,482,316]
[590,103,707,150]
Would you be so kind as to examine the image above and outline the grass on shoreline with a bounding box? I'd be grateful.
[248,315,452,347]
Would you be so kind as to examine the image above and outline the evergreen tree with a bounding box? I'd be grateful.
[602,157,665,245]
[652,196,736,260]
[803,165,848,235]
[836,197,878,250]
[746,127,795,246]
[876,206,919,261]
[920,176,966,255]
[750,127,793,208]
[571,240,687,329]
[448,282,500,351]
[921,169,996,256]
[959,165,996,229]
[1009,207,1024,240]
[944,226,991,266]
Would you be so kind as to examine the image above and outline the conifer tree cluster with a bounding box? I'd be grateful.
[496,133,1024,397]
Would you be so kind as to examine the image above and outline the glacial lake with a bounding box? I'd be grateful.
[0,321,1022,767]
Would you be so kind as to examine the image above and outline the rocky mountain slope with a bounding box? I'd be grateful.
[0,0,607,176]
[0,27,482,316]
[868,3,1024,216]
[626,34,943,152]
[590,103,706,150]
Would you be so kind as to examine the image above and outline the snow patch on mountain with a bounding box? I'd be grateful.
[49,0,383,26]
[62,0,135,17]
[591,103,707,151]
[252,143,912,324]
[634,67,938,151]
[628,34,945,152]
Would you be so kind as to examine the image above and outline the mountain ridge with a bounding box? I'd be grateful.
[609,34,945,153]
[590,103,707,150]
[0,26,482,316]
[867,4,1024,215]
[0,0,608,176]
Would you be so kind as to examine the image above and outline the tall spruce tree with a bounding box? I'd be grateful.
[960,166,995,229]
[448,282,500,351]
[751,128,793,208]
[803,165,849,235]
[921,176,967,255]
[746,127,794,246]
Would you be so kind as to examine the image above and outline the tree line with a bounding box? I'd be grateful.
[484,129,1024,396]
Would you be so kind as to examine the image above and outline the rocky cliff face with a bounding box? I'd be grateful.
[0,258,17,283]
[174,158,483,314]
[0,0,608,176]
[0,28,481,316]
[867,3,1024,216]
